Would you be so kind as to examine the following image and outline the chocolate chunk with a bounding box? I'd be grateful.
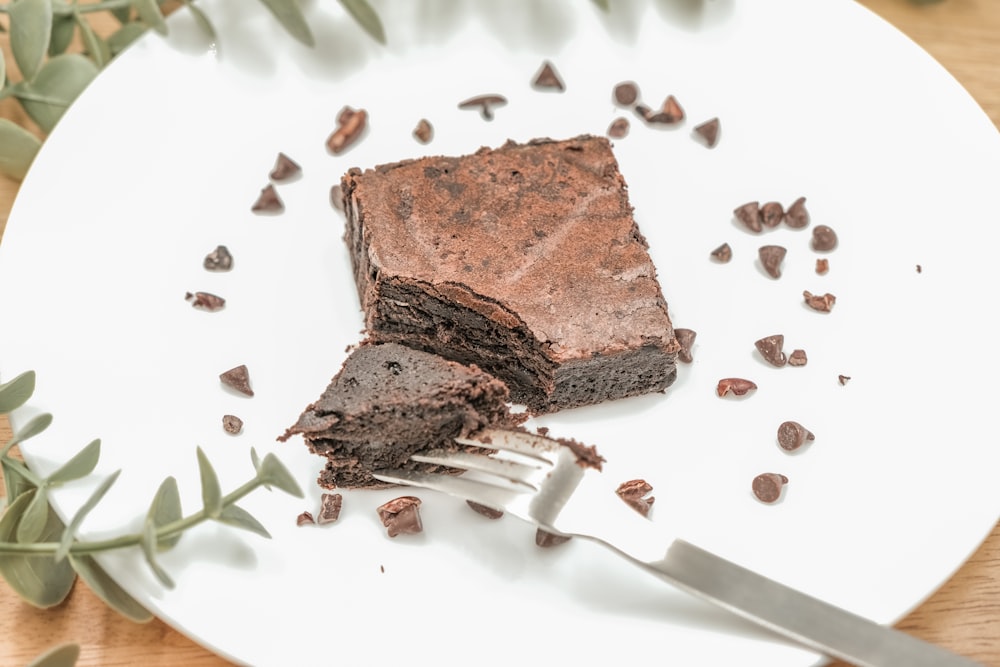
[693,117,720,147]
[269,152,301,182]
[535,528,571,548]
[457,94,507,121]
[754,334,787,367]
[466,500,504,519]
[838,374,851,385]
[916,264,923,274]
[377,496,423,537]
[412,118,434,144]
[186,291,225,311]
[642,95,685,125]
[326,106,368,154]
[634,104,654,122]
[613,81,640,106]
[710,242,733,263]
[222,414,243,435]
[785,196,810,228]
[219,364,254,396]
[811,225,838,251]
[318,493,343,525]
[803,290,836,312]
[716,378,757,397]
[615,479,655,517]
[674,328,697,363]
[607,117,630,139]
[759,245,787,278]
[203,245,233,272]
[251,184,283,214]
[788,349,808,366]
[531,60,565,91]
[297,511,315,526]
[734,202,762,233]
[752,473,788,503]
[330,184,345,212]
[777,421,814,452]
[815,258,829,275]
[760,201,784,228]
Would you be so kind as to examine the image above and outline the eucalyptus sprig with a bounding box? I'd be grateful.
[0,369,304,663]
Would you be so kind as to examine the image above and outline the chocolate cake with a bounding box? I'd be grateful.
[279,342,520,489]
[341,135,680,413]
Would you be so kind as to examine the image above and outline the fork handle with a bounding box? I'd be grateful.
[645,540,983,667]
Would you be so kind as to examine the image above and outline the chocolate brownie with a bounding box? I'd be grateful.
[341,135,680,413]
[279,342,520,489]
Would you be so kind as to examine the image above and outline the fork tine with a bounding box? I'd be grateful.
[455,427,562,461]
[410,450,543,488]
[372,468,525,511]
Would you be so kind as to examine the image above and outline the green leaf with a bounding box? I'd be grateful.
[25,643,80,667]
[216,504,270,539]
[196,447,222,518]
[55,470,121,562]
[48,14,76,56]
[11,412,53,446]
[338,0,386,44]
[0,491,77,608]
[17,54,99,133]
[16,485,49,543]
[257,453,304,498]
[1,41,5,85]
[0,119,41,181]
[1,457,42,491]
[132,0,168,36]
[48,438,101,485]
[257,0,315,47]
[69,554,153,622]
[181,0,216,41]
[9,0,53,81]
[107,22,148,56]
[0,370,36,413]
[110,5,132,24]
[75,12,110,68]
[590,0,610,10]
[146,476,182,550]
[2,457,36,503]
[140,517,174,588]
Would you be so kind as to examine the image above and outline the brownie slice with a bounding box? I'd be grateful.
[342,135,679,413]
[279,342,520,489]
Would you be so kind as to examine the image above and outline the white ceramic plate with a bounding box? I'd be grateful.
[2,1,999,665]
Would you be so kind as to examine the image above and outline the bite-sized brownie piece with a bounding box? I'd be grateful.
[278,342,521,489]
[341,135,680,413]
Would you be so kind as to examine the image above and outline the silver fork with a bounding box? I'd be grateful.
[373,428,982,667]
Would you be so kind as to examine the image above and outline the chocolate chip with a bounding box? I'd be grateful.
[916,264,923,273]
[716,378,757,397]
[251,184,283,214]
[219,364,254,396]
[710,242,733,263]
[531,60,564,91]
[326,106,368,154]
[186,291,225,311]
[269,152,301,182]
[634,104,654,122]
[788,349,808,367]
[607,117,630,139]
[752,473,788,503]
[318,493,343,525]
[412,118,433,144]
[785,196,810,228]
[777,421,814,451]
[535,528,571,548]
[643,95,685,125]
[811,225,838,251]
[203,245,233,272]
[457,94,508,121]
[803,290,836,312]
[760,202,784,227]
[377,496,423,537]
[838,374,851,385]
[297,511,315,526]
[734,202,763,233]
[613,81,639,106]
[759,245,787,278]
[330,184,344,212]
[615,479,655,517]
[674,328,697,363]
[815,258,829,275]
[466,500,504,519]
[693,117,720,147]
[754,334,787,367]
[222,414,243,434]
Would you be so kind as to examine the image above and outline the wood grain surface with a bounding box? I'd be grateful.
[2,1,999,665]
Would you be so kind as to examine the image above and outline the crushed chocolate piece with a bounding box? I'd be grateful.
[760,202,784,228]
[457,94,507,121]
[633,104,653,122]
[754,334,787,367]
[710,242,733,263]
[615,479,655,517]
[657,95,685,123]
[377,496,423,537]
[318,493,343,525]
[412,118,434,144]
[466,500,504,519]
[759,245,787,279]
[838,374,851,385]
[788,349,808,366]
[532,60,565,91]
[222,414,243,434]
[815,258,829,275]
[803,290,836,312]
[219,364,254,397]
[251,184,283,214]
[777,421,814,452]
[326,106,368,154]
[297,511,315,526]
[186,291,225,311]
[734,202,763,233]
[716,378,757,397]
[693,117,720,147]
[330,184,344,212]
[811,225,838,251]
[203,245,233,272]
[916,264,923,273]
[269,152,301,182]
[607,117,630,139]
[674,328,697,363]
[752,473,788,503]
[535,528,571,548]
[785,197,810,228]
[613,81,639,106]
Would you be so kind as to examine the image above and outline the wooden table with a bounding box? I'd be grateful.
[2,2,999,665]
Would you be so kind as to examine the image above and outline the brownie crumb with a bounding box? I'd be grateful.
[457,94,507,121]
[535,528,571,548]
[466,500,504,519]
[788,349,808,366]
[811,225,838,251]
[222,414,243,435]
[607,117,630,139]
[674,328,697,363]
[754,334,787,367]
[785,197,810,228]
[186,291,226,311]
[777,421,814,452]
[251,184,283,214]
[318,493,343,525]
[760,202,784,228]
[734,202,762,233]
[269,152,301,182]
[220,364,254,397]
[377,496,423,538]
[693,117,720,147]
[815,258,829,275]
[203,245,233,272]
[716,378,757,397]
[615,479,655,517]
[759,245,787,279]
[297,511,315,526]
[326,106,368,154]
[531,60,565,91]
[803,290,836,312]
[613,81,640,107]
[838,374,851,385]
[710,242,733,263]
[752,473,788,504]
[412,118,434,144]
[330,184,344,212]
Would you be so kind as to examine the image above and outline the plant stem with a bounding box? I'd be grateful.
[0,0,134,15]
